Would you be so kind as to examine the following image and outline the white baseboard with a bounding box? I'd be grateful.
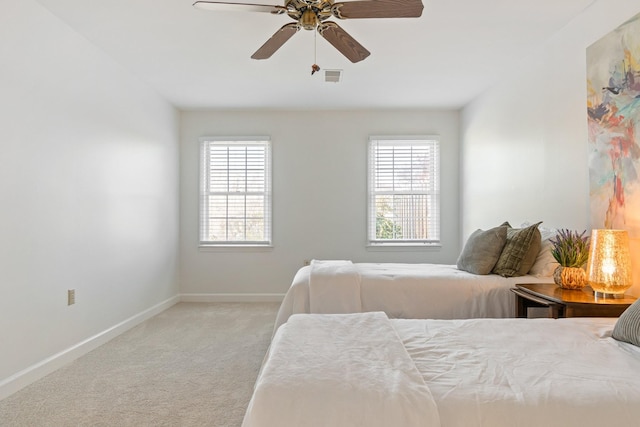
[180,293,285,303]
[0,295,180,401]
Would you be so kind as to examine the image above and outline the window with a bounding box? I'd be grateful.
[368,136,440,245]
[199,137,272,246]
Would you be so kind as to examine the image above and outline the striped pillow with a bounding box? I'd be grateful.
[492,222,542,277]
[612,299,640,347]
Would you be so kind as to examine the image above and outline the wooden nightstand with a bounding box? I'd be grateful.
[511,283,636,318]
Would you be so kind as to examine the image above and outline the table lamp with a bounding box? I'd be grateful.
[586,229,632,298]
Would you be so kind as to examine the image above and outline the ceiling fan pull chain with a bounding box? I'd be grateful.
[311,30,320,75]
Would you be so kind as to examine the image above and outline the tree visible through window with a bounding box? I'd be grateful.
[368,137,440,245]
[199,138,272,246]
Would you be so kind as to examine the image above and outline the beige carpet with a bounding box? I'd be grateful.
[0,302,279,427]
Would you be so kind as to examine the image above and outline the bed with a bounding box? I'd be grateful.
[273,261,555,332]
[244,310,640,427]
[274,223,559,331]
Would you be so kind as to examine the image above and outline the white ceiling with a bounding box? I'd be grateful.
[35,0,596,110]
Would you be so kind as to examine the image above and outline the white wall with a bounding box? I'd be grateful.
[0,1,180,395]
[461,0,640,295]
[180,110,460,295]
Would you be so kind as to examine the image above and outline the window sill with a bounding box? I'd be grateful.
[198,245,274,253]
[366,243,442,252]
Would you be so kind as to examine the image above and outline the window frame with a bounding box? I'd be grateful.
[367,135,441,247]
[199,136,272,248]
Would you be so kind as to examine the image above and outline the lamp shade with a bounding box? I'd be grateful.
[586,229,632,297]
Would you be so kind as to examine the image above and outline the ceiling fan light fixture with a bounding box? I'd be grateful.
[301,9,318,30]
[325,69,342,83]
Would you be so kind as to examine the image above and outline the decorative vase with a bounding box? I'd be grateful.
[553,266,586,289]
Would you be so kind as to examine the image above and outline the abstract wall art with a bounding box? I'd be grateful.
[587,11,640,236]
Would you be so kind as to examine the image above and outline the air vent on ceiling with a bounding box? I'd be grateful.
[325,69,342,83]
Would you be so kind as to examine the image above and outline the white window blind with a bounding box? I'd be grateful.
[199,137,272,246]
[368,137,440,245]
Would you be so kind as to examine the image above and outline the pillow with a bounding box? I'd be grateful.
[457,225,508,275]
[492,221,542,277]
[528,226,560,277]
[518,227,542,276]
[612,299,640,347]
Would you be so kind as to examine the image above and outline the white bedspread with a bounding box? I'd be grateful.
[274,262,553,332]
[396,317,640,427]
[247,314,640,427]
[242,312,441,427]
[308,260,361,314]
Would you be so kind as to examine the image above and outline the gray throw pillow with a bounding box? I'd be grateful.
[457,226,508,275]
[612,299,640,347]
[493,222,542,278]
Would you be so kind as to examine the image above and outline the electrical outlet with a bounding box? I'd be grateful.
[68,289,75,306]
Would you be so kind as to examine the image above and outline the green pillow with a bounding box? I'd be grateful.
[457,225,508,275]
[492,222,542,277]
[612,299,640,347]
[517,226,542,275]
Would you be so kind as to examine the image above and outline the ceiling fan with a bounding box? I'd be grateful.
[193,0,424,63]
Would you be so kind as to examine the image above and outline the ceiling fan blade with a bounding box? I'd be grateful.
[193,1,287,14]
[318,22,370,63]
[331,0,423,19]
[252,23,300,59]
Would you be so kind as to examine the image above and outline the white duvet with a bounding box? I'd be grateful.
[308,259,362,314]
[245,313,640,427]
[397,317,640,427]
[274,262,553,332]
[243,312,441,427]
